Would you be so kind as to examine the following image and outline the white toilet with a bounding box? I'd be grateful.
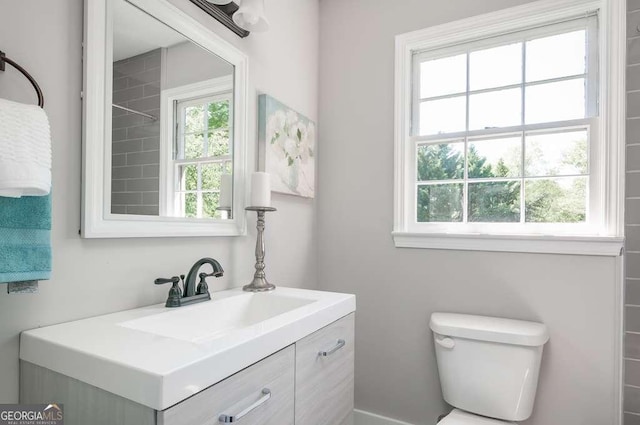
[430,312,549,424]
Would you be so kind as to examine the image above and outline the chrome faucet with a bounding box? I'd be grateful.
[154,257,224,308]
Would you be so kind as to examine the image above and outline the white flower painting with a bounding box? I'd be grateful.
[258,94,315,198]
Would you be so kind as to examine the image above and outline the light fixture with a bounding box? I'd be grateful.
[232,0,269,32]
[205,0,233,4]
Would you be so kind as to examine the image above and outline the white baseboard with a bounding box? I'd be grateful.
[354,409,415,425]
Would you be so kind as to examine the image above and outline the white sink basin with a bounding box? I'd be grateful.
[20,287,355,411]
[119,292,314,343]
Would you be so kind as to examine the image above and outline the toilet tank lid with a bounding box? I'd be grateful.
[430,313,549,347]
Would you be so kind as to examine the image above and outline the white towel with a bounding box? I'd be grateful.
[0,98,51,197]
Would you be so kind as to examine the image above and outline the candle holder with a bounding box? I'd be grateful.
[216,206,232,219]
[244,206,277,292]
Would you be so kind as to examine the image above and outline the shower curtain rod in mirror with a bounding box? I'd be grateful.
[112,104,157,121]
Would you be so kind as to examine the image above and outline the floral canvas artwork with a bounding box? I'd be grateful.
[258,94,315,198]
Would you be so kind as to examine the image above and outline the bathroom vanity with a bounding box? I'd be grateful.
[19,288,355,425]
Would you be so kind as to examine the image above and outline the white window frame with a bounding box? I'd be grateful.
[410,17,599,234]
[159,76,233,218]
[393,0,626,256]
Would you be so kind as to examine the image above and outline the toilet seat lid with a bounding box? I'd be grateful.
[439,409,515,425]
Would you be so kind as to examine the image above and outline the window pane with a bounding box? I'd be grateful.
[419,96,467,135]
[185,133,204,159]
[179,164,198,191]
[526,30,586,82]
[417,143,464,181]
[185,105,205,134]
[469,88,521,130]
[184,193,197,218]
[420,54,467,98]
[420,96,467,135]
[525,130,588,177]
[417,184,463,222]
[419,96,466,135]
[202,192,220,218]
[525,177,587,223]
[470,43,522,91]
[468,181,521,222]
[468,136,522,178]
[208,129,230,157]
[208,100,230,129]
[525,78,585,124]
[201,163,223,190]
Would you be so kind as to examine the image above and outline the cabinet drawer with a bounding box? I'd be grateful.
[295,313,355,425]
[158,345,294,425]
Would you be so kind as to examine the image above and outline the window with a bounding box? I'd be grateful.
[160,76,236,221]
[414,19,596,227]
[172,94,233,219]
[394,0,626,255]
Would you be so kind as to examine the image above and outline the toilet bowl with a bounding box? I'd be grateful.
[430,313,549,424]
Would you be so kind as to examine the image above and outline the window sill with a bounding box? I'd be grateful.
[392,232,624,256]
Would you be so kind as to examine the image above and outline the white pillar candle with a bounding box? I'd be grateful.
[219,174,233,208]
[250,172,271,207]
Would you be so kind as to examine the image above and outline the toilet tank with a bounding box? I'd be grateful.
[430,313,549,422]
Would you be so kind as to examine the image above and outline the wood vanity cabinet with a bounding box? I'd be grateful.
[295,313,355,425]
[20,313,355,425]
[159,345,295,425]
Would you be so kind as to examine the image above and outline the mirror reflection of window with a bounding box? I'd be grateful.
[173,94,233,219]
[110,0,235,221]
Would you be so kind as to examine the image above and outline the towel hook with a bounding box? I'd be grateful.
[0,50,44,108]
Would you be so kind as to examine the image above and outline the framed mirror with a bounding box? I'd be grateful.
[82,0,248,238]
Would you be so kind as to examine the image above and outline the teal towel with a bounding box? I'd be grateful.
[0,194,51,283]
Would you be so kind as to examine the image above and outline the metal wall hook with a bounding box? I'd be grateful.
[0,50,44,108]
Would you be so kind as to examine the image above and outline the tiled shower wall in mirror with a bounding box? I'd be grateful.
[111,48,161,216]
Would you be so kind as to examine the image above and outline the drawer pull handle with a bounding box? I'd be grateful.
[218,388,271,423]
[319,339,346,357]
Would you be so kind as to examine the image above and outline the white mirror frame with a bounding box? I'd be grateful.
[82,0,248,238]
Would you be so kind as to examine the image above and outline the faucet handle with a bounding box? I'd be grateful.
[155,276,182,308]
[196,270,223,295]
[196,273,211,296]
[154,276,180,285]
[199,271,223,279]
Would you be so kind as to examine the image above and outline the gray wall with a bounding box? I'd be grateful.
[112,48,161,216]
[0,0,318,403]
[626,1,640,423]
[318,1,619,424]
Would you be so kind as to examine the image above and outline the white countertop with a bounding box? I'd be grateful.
[20,287,356,410]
